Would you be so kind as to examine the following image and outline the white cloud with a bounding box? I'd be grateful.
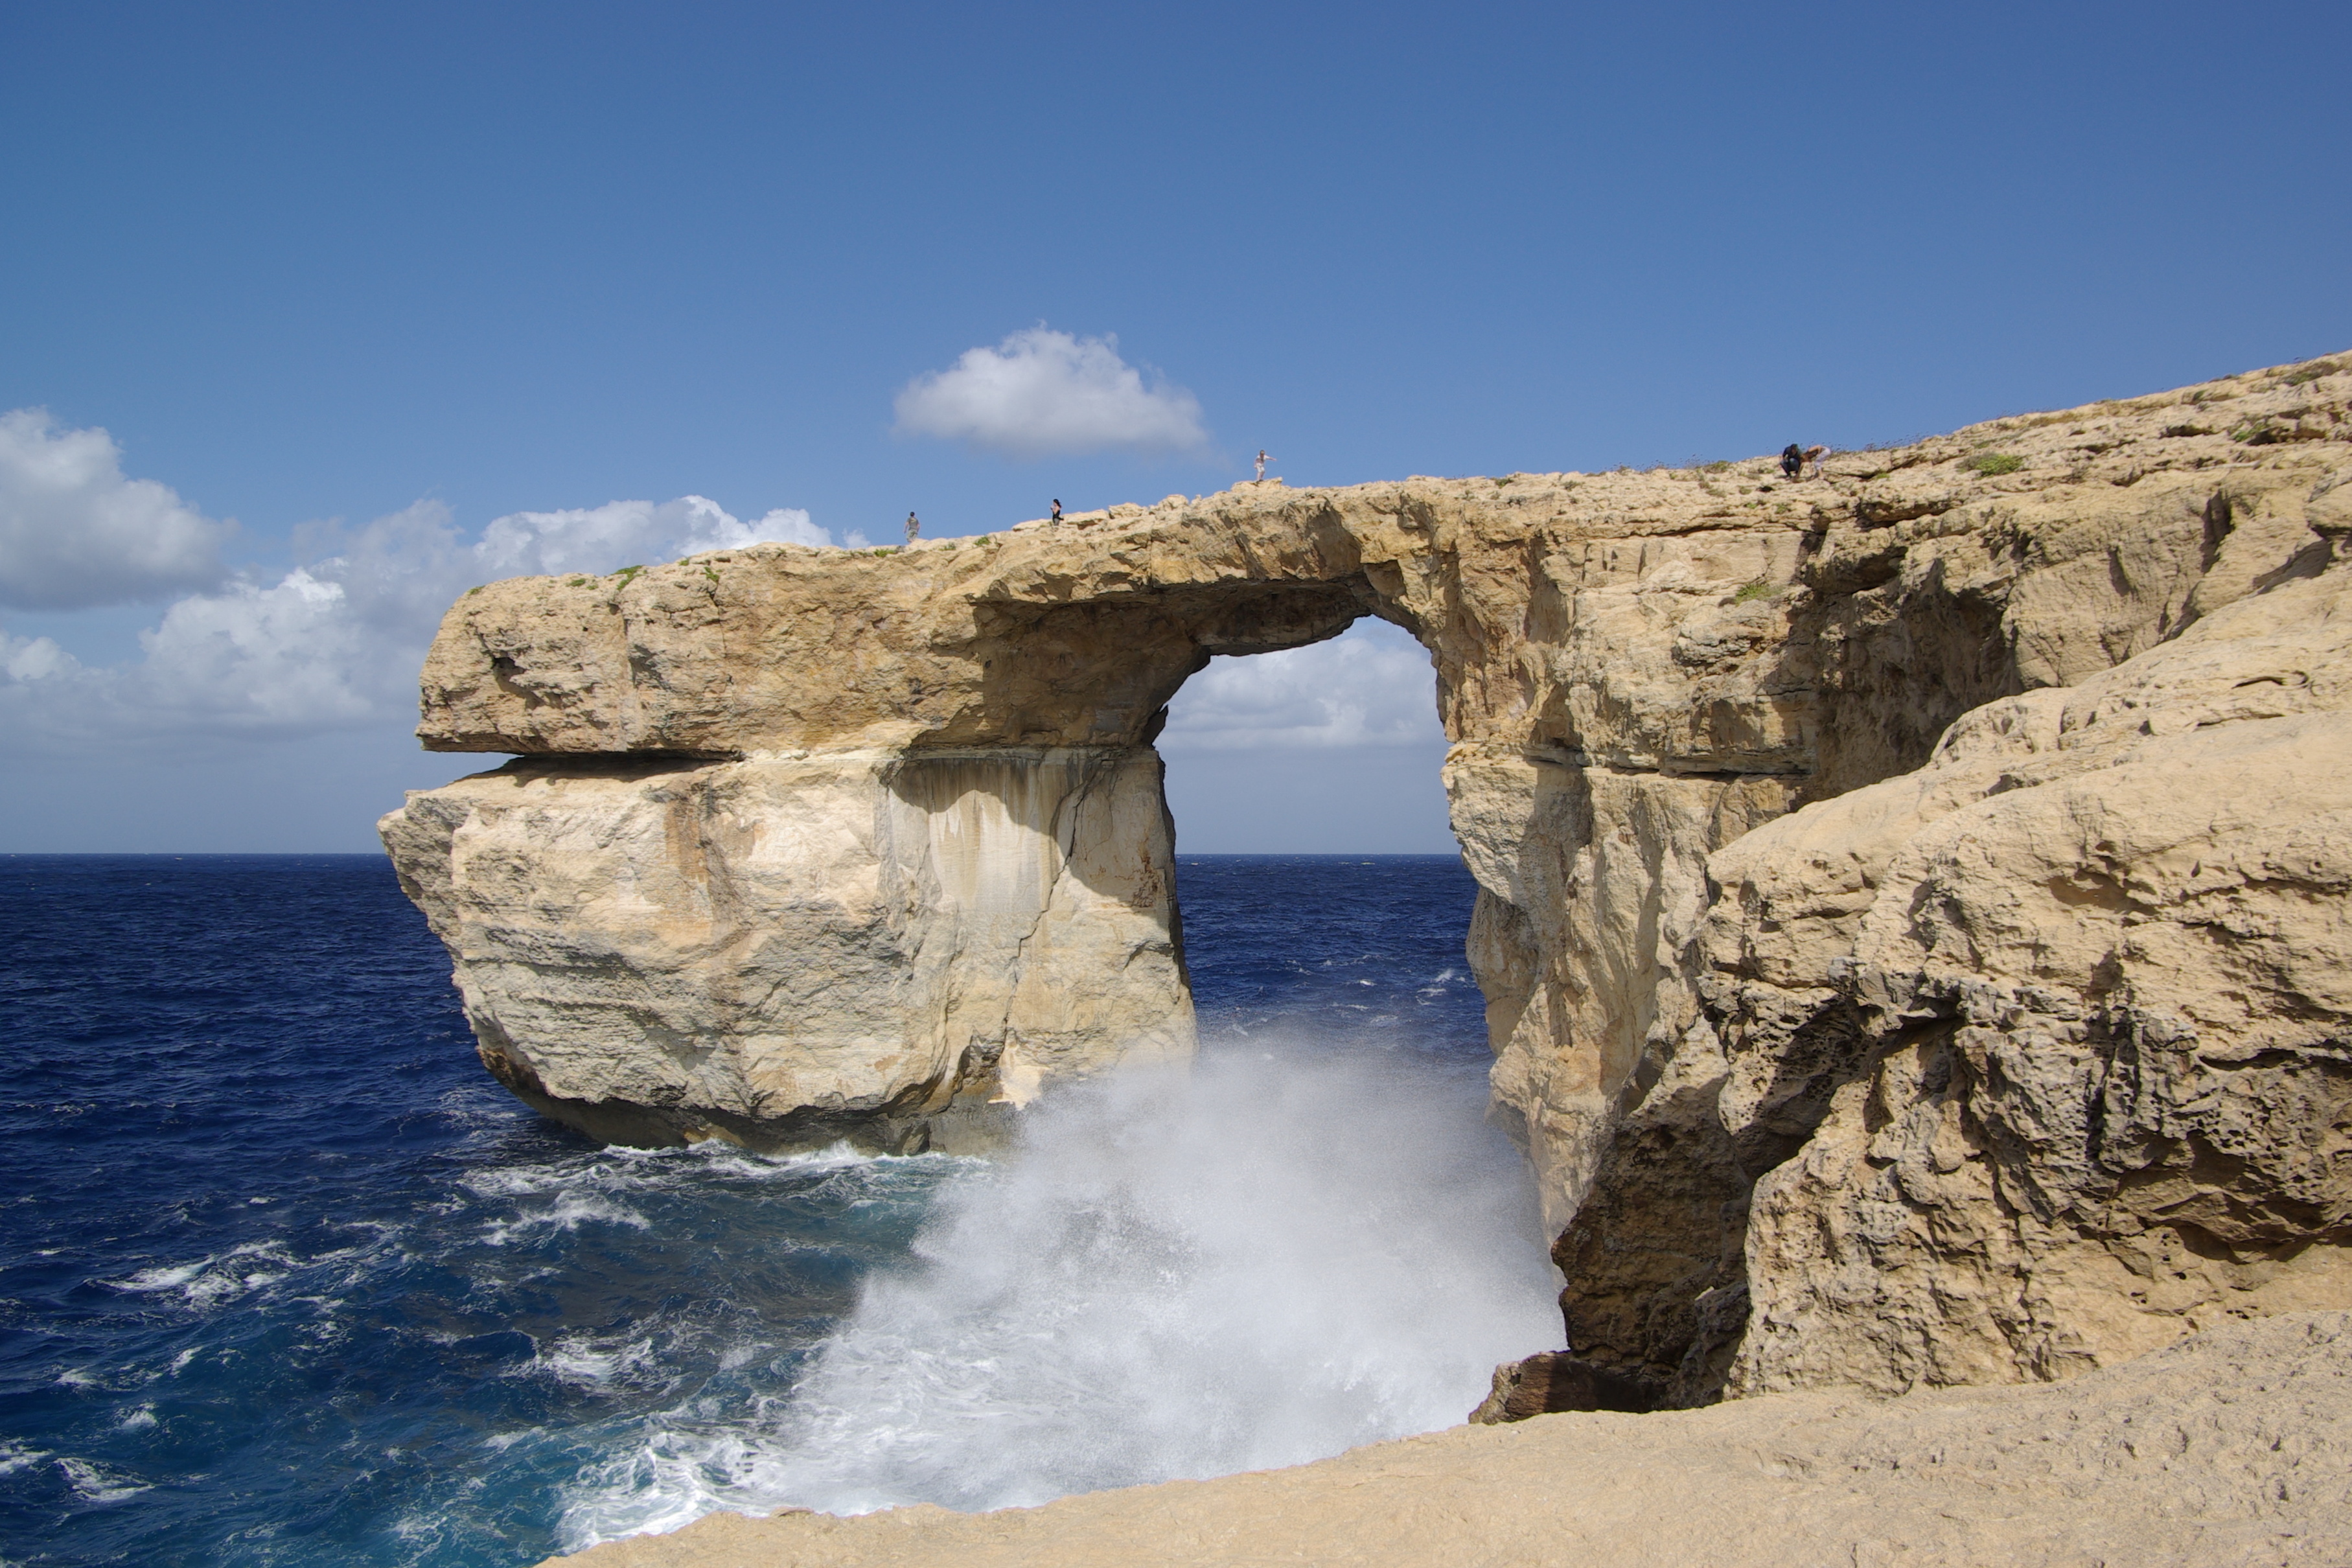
[0,426,1442,769]
[1,491,844,750]
[472,496,831,577]
[894,328,1210,459]
[1160,620,1444,752]
[0,409,233,609]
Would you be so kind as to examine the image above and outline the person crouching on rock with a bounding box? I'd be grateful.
[1781,443,1804,479]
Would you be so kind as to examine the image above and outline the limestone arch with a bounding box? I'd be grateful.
[386,513,1482,1162]
[386,363,2352,1409]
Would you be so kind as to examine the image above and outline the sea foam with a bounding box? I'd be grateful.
[555,1042,1558,1547]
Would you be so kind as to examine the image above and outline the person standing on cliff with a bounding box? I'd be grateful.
[1050,498,1063,523]
[905,511,920,543]
[1255,449,1273,481]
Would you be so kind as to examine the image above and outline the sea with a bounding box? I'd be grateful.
[0,853,1560,1567]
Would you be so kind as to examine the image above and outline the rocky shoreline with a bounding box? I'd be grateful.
[380,352,2352,1556]
[542,1311,2352,1568]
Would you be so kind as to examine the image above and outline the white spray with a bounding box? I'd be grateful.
[559,1043,1560,1543]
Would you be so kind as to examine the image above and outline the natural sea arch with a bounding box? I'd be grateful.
[384,484,1805,1241]
[384,521,1516,1153]
[384,478,1825,1394]
[384,364,2352,1409]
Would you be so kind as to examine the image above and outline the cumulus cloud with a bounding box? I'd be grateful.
[1,492,840,750]
[1159,621,1444,752]
[472,496,832,577]
[0,409,233,609]
[894,328,1210,458]
[0,415,1439,773]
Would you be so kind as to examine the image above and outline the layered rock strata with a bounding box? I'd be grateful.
[385,353,2352,1394]
[380,745,1188,1151]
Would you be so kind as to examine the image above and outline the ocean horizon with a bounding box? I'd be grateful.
[1,852,1556,1566]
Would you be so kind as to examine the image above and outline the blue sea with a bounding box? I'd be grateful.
[1,854,1556,1567]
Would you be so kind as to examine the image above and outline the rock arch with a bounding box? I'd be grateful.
[384,479,1829,1205]
[385,494,1435,1159]
[386,357,2352,1401]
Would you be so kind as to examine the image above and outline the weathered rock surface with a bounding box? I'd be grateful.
[1551,465,2352,1407]
[385,352,2352,1393]
[1717,576,2352,1397]
[380,746,1189,1149]
[542,1310,2352,1568]
[1467,1348,1655,1422]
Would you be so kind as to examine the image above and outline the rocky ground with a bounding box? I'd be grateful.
[545,1311,2352,1568]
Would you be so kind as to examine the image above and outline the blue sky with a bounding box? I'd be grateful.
[3,0,2346,852]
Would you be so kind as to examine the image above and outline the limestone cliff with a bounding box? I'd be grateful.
[380,745,1187,1151]
[384,352,2352,1398]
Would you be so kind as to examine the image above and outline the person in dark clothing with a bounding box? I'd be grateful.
[1050,498,1063,522]
[1781,443,1804,479]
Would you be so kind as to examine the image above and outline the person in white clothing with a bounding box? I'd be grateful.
[1255,449,1273,481]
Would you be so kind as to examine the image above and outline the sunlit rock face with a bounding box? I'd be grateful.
[380,746,1190,1153]
[385,354,2352,1396]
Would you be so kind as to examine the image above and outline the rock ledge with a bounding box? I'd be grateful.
[542,1311,2352,1568]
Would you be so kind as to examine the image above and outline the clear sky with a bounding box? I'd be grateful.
[3,1,2346,853]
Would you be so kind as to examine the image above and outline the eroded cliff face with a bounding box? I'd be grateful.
[379,745,1189,1151]
[384,353,2352,1397]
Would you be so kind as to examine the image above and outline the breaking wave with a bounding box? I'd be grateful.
[5,851,1543,1568]
[553,1044,1558,1547]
